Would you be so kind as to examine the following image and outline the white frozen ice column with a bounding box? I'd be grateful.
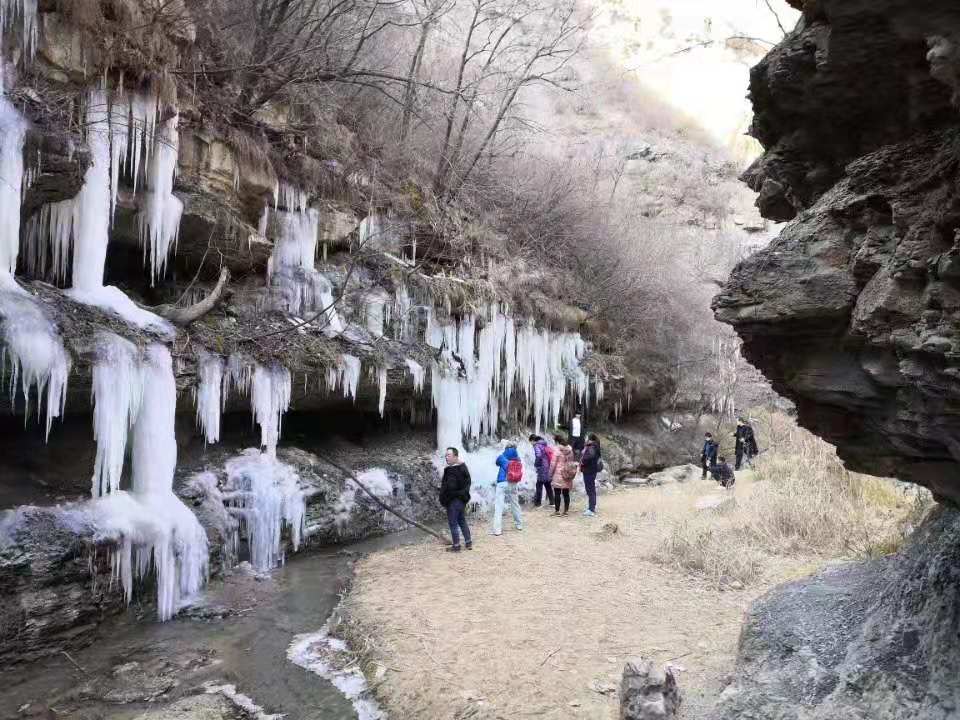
[194,350,224,444]
[139,113,183,285]
[90,333,143,497]
[251,363,291,456]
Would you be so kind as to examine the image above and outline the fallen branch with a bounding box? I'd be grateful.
[153,267,231,325]
[61,650,86,674]
[314,451,449,544]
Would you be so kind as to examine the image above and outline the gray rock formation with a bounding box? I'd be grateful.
[714,508,960,720]
[714,0,960,505]
[620,657,681,720]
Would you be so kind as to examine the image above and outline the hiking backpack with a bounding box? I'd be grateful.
[562,461,579,482]
[506,458,523,483]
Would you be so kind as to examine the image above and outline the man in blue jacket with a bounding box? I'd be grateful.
[491,443,523,536]
[701,432,719,480]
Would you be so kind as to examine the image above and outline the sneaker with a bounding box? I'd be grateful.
[465,542,473,550]
[562,510,569,516]
[551,511,561,517]
[446,545,461,552]
[489,530,502,536]
[515,525,523,531]
[582,509,596,517]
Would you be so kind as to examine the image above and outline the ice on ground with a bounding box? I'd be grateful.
[355,468,393,498]
[287,622,386,720]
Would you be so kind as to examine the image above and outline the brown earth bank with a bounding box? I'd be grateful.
[335,470,821,720]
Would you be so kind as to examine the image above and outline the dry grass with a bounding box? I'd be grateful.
[652,410,934,587]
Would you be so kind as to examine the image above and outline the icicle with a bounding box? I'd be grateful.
[71,87,112,291]
[377,366,387,418]
[341,354,360,400]
[128,89,158,191]
[1,0,38,62]
[90,333,143,497]
[596,380,605,403]
[0,91,26,277]
[138,113,183,286]
[267,202,344,334]
[250,363,291,456]
[108,94,128,224]
[194,350,223,444]
[365,289,390,338]
[394,282,411,340]
[0,283,71,439]
[405,358,424,393]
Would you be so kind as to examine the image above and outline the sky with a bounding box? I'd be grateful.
[591,0,801,161]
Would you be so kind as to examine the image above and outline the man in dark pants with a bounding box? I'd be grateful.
[529,434,554,508]
[733,417,759,470]
[701,432,719,479]
[439,447,472,551]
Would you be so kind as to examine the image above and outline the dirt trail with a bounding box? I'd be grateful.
[342,471,818,720]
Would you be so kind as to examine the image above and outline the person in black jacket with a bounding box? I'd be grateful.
[710,455,736,489]
[579,434,602,517]
[700,432,719,480]
[733,418,759,470]
[439,447,472,552]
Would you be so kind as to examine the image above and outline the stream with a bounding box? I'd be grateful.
[0,531,425,719]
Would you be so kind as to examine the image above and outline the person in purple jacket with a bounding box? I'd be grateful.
[528,434,554,508]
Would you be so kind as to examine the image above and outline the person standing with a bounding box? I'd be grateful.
[529,434,554,508]
[569,412,585,459]
[733,417,760,470]
[491,443,524,535]
[439,447,472,551]
[579,433,602,517]
[550,434,576,516]
[701,432,719,480]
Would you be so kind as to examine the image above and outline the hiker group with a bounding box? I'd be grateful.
[437,413,602,552]
[700,416,760,489]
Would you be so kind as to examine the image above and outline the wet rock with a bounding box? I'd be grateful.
[619,657,681,720]
[131,693,246,720]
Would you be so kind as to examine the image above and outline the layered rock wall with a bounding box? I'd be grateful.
[715,0,960,504]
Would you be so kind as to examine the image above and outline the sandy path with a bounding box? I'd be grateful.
[343,471,813,720]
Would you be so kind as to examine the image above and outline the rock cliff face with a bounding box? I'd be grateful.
[714,0,960,505]
[714,508,960,720]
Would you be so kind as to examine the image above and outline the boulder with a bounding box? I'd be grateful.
[619,657,681,720]
[714,508,960,720]
[646,464,701,486]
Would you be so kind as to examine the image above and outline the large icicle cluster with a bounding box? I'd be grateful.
[263,193,344,334]
[326,354,361,400]
[139,113,183,285]
[0,0,38,61]
[0,288,70,438]
[426,306,585,451]
[87,339,208,621]
[194,350,224,445]
[222,450,305,571]
[20,85,176,332]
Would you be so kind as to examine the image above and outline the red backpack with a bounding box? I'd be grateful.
[506,458,523,483]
